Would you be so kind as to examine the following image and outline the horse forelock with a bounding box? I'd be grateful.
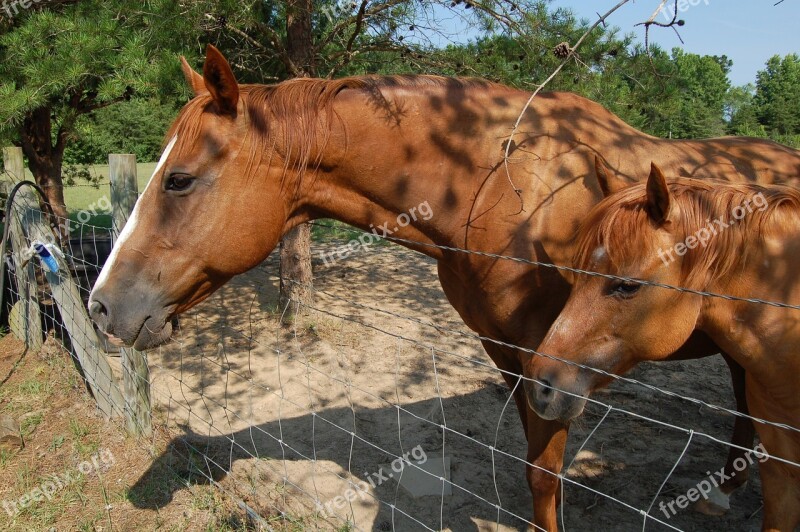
[575,178,800,289]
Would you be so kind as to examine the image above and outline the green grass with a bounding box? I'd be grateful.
[20,412,43,436]
[68,418,90,440]
[49,434,65,452]
[0,448,15,468]
[18,376,49,396]
[310,218,392,246]
[61,162,157,230]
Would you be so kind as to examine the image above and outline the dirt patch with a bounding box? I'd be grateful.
[141,241,766,531]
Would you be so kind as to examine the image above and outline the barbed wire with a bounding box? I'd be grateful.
[308,221,800,311]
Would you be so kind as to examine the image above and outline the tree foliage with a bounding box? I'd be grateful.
[755,53,800,137]
[2,0,799,182]
[0,0,190,220]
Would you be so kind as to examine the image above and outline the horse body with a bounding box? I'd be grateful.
[319,83,800,339]
[525,165,800,530]
[701,213,800,530]
[88,46,800,530]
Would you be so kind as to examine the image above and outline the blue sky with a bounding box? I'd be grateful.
[548,0,799,86]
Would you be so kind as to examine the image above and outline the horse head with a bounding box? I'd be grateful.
[89,46,298,349]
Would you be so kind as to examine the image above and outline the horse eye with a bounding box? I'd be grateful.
[165,173,195,192]
[610,280,641,297]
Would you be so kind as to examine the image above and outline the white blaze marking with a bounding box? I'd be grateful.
[91,135,178,297]
[591,246,607,263]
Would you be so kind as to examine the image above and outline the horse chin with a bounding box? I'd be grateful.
[131,317,174,350]
[532,395,588,423]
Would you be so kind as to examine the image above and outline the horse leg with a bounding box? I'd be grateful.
[480,339,529,434]
[760,457,800,532]
[744,377,800,532]
[479,340,567,530]
[695,354,756,516]
[526,409,568,531]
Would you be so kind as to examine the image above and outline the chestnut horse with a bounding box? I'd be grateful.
[88,45,800,530]
[525,163,800,531]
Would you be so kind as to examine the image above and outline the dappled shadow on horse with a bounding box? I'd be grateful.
[88,43,800,529]
[525,163,800,531]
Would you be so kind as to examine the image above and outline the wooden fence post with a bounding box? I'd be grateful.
[109,154,137,238]
[12,179,124,418]
[2,147,43,351]
[109,154,152,437]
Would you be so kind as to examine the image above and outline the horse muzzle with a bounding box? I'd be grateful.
[88,288,174,350]
[524,376,588,422]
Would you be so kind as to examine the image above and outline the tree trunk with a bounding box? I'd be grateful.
[279,0,315,316]
[279,223,314,316]
[19,106,69,239]
[285,0,315,76]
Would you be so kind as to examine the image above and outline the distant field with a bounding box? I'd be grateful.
[64,162,157,214]
[60,162,156,230]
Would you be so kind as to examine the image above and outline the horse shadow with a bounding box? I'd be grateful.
[128,384,537,531]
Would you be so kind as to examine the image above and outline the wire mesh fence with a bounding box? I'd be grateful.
[2,175,799,531]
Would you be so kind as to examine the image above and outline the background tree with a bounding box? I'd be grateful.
[754,53,800,139]
[64,98,180,166]
[725,84,765,137]
[666,49,731,138]
[278,0,316,313]
[0,0,188,229]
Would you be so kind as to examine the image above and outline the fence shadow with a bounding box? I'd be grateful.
[129,385,533,531]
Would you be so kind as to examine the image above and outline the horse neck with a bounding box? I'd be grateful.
[284,85,521,261]
[692,196,800,375]
[297,161,453,261]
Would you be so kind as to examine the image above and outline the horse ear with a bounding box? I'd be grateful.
[594,156,628,197]
[180,56,206,96]
[202,44,239,115]
[645,162,673,223]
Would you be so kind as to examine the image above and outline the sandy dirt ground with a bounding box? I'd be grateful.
[140,239,768,532]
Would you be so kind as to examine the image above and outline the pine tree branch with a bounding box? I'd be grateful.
[204,13,303,78]
[317,0,407,51]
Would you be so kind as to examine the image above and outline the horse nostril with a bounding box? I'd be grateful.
[90,300,107,317]
[88,299,109,328]
[537,378,554,397]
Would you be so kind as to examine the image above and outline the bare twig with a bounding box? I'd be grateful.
[637,0,684,53]
[204,13,304,78]
[344,0,369,55]
[502,0,634,212]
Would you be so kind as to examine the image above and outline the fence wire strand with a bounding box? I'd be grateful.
[1,183,796,531]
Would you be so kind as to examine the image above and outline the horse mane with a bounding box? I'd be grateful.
[574,178,800,288]
[163,74,503,205]
[165,74,500,161]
